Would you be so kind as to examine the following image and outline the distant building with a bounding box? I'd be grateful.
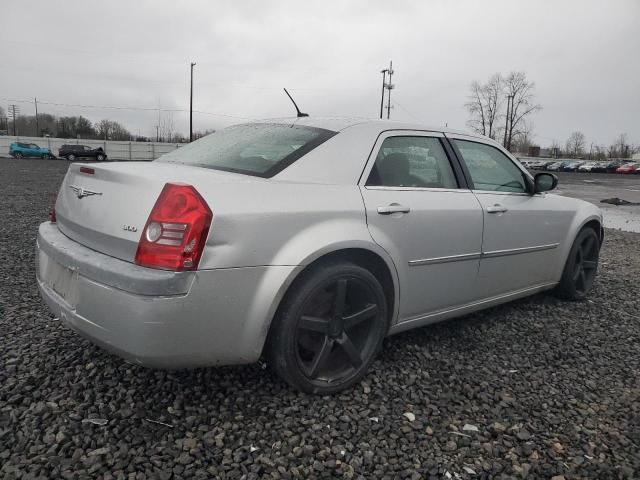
[528,146,541,157]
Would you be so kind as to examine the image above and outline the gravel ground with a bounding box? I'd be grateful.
[1,158,638,480]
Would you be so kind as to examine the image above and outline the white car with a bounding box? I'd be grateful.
[36,118,604,393]
[578,162,598,172]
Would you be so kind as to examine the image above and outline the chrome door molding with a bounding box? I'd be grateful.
[408,252,482,266]
[482,242,559,259]
[408,243,559,266]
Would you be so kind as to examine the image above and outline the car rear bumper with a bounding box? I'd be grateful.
[36,222,300,368]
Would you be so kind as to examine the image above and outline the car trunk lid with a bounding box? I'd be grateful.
[55,162,256,263]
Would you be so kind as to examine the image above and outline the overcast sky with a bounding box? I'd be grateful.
[1,0,638,147]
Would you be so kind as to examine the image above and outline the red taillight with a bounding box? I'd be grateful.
[49,207,56,223]
[135,183,213,271]
[80,166,95,175]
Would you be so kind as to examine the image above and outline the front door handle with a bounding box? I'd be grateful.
[486,204,508,214]
[377,204,411,215]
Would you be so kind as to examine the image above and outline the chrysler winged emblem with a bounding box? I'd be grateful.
[69,185,102,199]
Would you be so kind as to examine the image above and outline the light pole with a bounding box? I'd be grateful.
[189,62,196,142]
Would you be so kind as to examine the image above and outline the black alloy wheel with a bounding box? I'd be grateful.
[267,262,388,394]
[555,227,600,300]
[67,154,76,161]
[571,232,599,295]
[15,152,23,159]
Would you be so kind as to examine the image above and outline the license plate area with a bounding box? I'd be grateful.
[40,251,79,308]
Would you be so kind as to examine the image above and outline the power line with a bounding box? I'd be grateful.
[0,97,253,120]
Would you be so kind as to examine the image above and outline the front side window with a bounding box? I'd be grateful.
[366,136,458,189]
[158,123,336,178]
[454,140,527,193]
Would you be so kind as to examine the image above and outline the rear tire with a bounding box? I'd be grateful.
[266,262,388,394]
[554,227,600,300]
[67,154,76,161]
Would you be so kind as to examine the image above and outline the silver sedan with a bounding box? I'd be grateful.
[36,118,603,394]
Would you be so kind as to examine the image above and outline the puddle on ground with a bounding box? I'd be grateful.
[601,206,640,233]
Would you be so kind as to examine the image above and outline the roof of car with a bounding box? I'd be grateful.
[254,116,482,138]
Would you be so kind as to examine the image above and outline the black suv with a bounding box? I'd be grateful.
[58,144,108,161]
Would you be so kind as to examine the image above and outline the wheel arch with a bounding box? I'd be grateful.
[255,243,401,358]
[554,211,603,281]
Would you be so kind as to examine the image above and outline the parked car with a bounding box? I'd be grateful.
[535,160,557,170]
[560,161,585,172]
[59,144,108,161]
[36,118,603,394]
[616,163,638,174]
[605,160,627,173]
[578,162,598,172]
[9,142,54,159]
[546,161,562,171]
[590,162,610,173]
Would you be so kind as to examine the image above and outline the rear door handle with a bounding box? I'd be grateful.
[377,204,410,215]
[486,204,508,213]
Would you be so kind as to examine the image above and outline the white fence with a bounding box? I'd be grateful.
[0,135,184,161]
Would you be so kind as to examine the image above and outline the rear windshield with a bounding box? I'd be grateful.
[158,123,337,178]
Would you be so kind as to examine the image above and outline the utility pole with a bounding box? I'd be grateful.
[34,98,39,137]
[8,104,20,136]
[189,62,196,142]
[503,94,513,148]
[155,125,159,143]
[385,61,395,120]
[379,68,388,119]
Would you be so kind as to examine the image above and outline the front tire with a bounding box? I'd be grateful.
[97,154,105,161]
[554,227,600,300]
[267,262,389,394]
[15,152,23,159]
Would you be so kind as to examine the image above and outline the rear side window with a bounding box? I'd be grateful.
[454,140,527,193]
[158,123,337,178]
[366,136,458,189]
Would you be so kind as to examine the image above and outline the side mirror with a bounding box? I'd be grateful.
[534,172,558,193]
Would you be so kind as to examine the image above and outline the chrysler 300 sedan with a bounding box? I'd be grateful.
[36,118,603,394]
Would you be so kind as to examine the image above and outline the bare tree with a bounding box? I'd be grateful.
[549,139,562,158]
[96,119,131,141]
[565,131,586,158]
[159,111,175,142]
[511,120,535,154]
[465,81,487,136]
[608,133,630,158]
[465,74,503,140]
[503,72,542,150]
[465,71,541,148]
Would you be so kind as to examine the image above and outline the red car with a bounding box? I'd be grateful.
[615,163,638,174]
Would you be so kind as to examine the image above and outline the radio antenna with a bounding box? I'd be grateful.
[283,88,309,118]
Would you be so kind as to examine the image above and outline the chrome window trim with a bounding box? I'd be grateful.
[365,186,472,194]
[409,242,559,266]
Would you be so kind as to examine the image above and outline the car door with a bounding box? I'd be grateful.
[448,135,574,298]
[360,131,484,322]
[28,144,40,156]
